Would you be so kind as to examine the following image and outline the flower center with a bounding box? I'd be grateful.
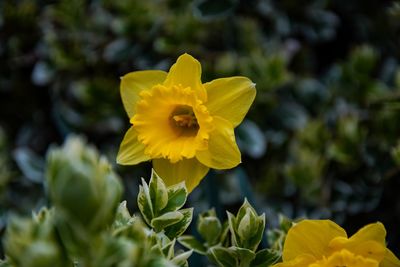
[170,105,199,136]
[131,84,213,163]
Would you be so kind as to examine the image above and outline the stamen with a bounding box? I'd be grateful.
[173,114,198,127]
[170,105,199,136]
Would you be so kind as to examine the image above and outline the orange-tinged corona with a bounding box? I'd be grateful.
[117,53,256,192]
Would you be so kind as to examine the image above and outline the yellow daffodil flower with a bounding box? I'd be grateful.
[273,219,400,267]
[117,53,256,192]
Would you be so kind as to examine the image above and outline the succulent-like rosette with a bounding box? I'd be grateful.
[117,53,256,192]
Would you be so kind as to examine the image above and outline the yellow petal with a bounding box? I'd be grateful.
[117,126,150,165]
[283,220,347,261]
[381,248,400,267]
[153,158,209,192]
[196,116,241,169]
[315,249,380,267]
[272,254,315,267]
[204,77,256,127]
[120,70,167,118]
[351,241,386,262]
[349,222,386,246]
[163,53,207,102]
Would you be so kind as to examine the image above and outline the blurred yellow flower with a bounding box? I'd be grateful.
[273,220,400,267]
[117,53,256,192]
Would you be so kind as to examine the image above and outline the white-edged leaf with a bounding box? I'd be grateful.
[227,212,239,247]
[162,182,187,213]
[162,239,176,259]
[149,169,168,214]
[251,248,280,267]
[209,246,238,267]
[164,208,193,239]
[151,211,184,232]
[232,247,255,266]
[178,235,207,255]
[137,178,154,225]
[112,201,133,229]
[171,250,193,266]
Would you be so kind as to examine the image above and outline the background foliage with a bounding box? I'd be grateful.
[1,0,400,262]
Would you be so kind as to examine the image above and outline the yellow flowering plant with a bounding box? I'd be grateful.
[116,53,256,192]
[272,219,400,267]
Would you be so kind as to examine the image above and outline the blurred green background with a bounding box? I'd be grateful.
[1,0,400,257]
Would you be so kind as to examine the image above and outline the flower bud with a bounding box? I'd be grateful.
[46,136,122,233]
[197,209,222,245]
[227,199,265,251]
[3,208,68,267]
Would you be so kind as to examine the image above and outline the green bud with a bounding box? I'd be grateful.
[227,199,265,251]
[137,170,191,239]
[237,208,254,241]
[197,209,222,245]
[3,208,68,267]
[46,136,122,233]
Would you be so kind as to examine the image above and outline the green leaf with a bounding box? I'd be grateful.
[162,239,176,259]
[244,214,265,251]
[149,170,169,215]
[227,212,240,247]
[150,243,164,257]
[137,179,154,226]
[164,208,193,239]
[232,247,255,266]
[178,235,207,255]
[278,215,293,233]
[251,248,281,267]
[147,258,177,267]
[112,201,133,229]
[113,216,147,242]
[237,209,252,241]
[209,246,238,267]
[171,250,193,266]
[219,222,230,246]
[151,211,184,232]
[162,182,187,213]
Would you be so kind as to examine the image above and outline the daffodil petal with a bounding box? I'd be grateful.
[272,254,315,267]
[196,116,241,169]
[121,70,167,118]
[163,53,207,101]
[204,77,256,127]
[153,158,209,193]
[283,220,347,262]
[349,222,386,246]
[381,248,400,267]
[117,126,150,165]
